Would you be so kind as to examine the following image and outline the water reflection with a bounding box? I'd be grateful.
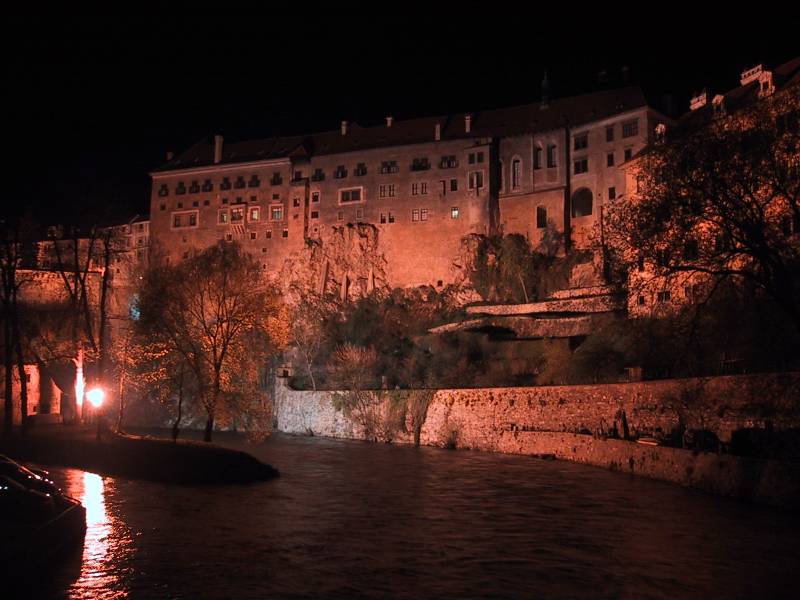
[63,469,133,599]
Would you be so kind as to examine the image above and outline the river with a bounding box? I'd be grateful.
[34,433,800,599]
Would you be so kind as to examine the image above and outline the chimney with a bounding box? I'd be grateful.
[341,120,348,136]
[213,135,224,164]
[689,90,709,111]
[386,116,393,128]
[166,151,174,161]
[464,114,472,133]
[540,71,550,110]
[434,122,441,141]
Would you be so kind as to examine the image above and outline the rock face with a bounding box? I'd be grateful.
[280,223,390,302]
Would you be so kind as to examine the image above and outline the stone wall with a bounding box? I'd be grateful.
[274,373,800,506]
[276,372,800,444]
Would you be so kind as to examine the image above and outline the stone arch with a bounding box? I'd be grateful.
[571,187,593,218]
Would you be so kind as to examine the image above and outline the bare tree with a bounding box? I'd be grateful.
[138,242,288,442]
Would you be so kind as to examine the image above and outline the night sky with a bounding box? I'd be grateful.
[5,14,797,225]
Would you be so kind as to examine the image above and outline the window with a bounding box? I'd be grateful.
[311,168,325,182]
[571,188,593,217]
[574,133,588,151]
[607,152,615,167]
[477,151,485,163]
[380,184,395,198]
[380,213,386,224]
[339,188,362,203]
[270,172,283,186]
[189,181,200,194]
[177,202,183,209]
[292,170,303,182]
[220,177,231,191]
[412,209,420,222]
[192,201,199,207]
[218,209,229,224]
[411,183,419,195]
[439,155,458,169]
[250,196,258,203]
[468,171,484,190]
[337,211,344,221]
[657,291,671,303]
[573,158,589,174]
[234,176,246,189]
[231,207,244,222]
[266,230,272,239]
[282,229,288,238]
[534,147,543,170]
[354,163,367,176]
[249,207,260,221]
[511,159,521,189]
[468,152,484,165]
[202,179,213,192]
[379,161,398,174]
[293,198,300,208]
[172,210,199,228]
[248,175,261,188]
[388,212,395,223]
[175,182,186,195]
[546,145,557,168]
[450,179,458,192]
[536,206,547,228]
[420,209,428,221]
[356,209,364,220]
[160,203,166,211]
[250,232,257,240]
[334,165,348,179]
[624,148,632,161]
[440,180,447,195]
[311,191,320,203]
[311,211,319,219]
[608,186,616,200]
[637,295,646,306]
[203,199,210,206]
[622,119,639,138]
[158,183,169,197]
[411,158,431,171]
[222,197,229,204]
[606,125,614,142]
[270,205,284,220]
[451,207,459,219]
[420,182,428,195]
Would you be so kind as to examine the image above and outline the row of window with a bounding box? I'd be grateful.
[160,174,282,197]
[574,119,639,151]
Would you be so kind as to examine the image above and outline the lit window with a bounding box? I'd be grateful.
[451,207,459,219]
[270,205,284,221]
[412,209,420,222]
[231,207,244,222]
[388,212,395,223]
[218,209,229,224]
[420,209,428,221]
[250,207,260,221]
[311,191,320,203]
[282,229,288,238]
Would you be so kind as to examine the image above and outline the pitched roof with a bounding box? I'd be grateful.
[154,86,649,173]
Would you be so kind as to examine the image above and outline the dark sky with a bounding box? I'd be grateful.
[5,14,797,225]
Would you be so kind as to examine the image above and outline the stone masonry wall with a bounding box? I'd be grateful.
[275,372,800,445]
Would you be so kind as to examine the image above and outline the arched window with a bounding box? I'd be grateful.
[571,187,593,218]
[511,157,522,189]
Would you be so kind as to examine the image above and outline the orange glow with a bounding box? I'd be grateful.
[75,370,85,408]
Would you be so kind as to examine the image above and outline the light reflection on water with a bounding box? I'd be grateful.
[39,434,800,599]
[62,469,134,599]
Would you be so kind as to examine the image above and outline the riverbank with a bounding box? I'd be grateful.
[0,426,278,484]
[274,374,800,508]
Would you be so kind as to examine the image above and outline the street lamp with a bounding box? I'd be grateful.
[86,387,105,441]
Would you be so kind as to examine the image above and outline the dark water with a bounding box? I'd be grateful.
[35,433,800,599]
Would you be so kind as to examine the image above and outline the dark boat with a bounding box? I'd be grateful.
[0,455,86,575]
